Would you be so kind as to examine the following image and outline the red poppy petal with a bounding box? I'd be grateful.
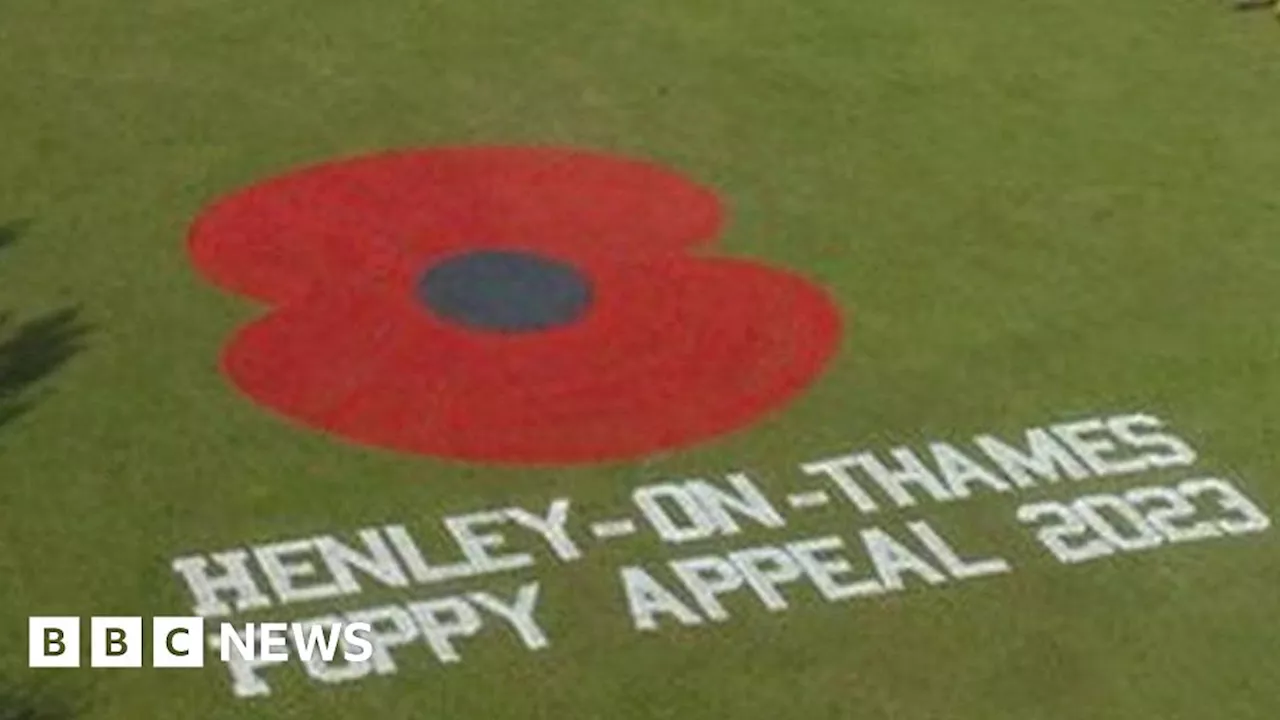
[431,257,843,462]
[189,147,722,304]
[221,258,841,464]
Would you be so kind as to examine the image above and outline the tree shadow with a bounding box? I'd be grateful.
[0,220,90,429]
[0,676,84,720]
[0,219,27,252]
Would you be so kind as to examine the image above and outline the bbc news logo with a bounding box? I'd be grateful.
[28,617,373,668]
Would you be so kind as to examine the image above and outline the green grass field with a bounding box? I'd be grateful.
[2,1,1279,718]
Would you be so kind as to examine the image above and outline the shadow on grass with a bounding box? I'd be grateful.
[0,677,84,720]
[0,220,90,429]
[0,219,27,252]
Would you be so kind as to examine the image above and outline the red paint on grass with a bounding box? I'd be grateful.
[189,147,843,464]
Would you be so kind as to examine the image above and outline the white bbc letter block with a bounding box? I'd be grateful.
[29,617,80,668]
[91,617,143,668]
[153,617,206,668]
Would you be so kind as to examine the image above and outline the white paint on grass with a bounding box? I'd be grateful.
[800,412,1201,513]
[619,521,1010,631]
[1017,477,1270,565]
[172,500,578,618]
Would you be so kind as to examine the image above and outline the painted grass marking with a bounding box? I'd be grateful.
[787,490,832,509]
[591,519,639,539]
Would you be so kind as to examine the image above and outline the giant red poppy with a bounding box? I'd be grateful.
[188,146,842,464]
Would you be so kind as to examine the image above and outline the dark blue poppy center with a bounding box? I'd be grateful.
[417,250,593,332]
